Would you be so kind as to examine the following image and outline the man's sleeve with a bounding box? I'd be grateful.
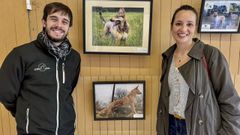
[0,48,24,116]
[71,54,81,89]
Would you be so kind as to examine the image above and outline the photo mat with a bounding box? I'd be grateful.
[199,0,240,33]
[83,0,152,54]
[93,81,145,120]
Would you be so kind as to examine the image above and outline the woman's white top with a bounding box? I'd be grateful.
[168,58,189,118]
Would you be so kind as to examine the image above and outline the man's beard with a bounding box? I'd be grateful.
[44,27,68,42]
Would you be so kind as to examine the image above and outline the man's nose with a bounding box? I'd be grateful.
[55,21,63,27]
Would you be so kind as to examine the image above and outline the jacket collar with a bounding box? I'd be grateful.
[162,38,205,60]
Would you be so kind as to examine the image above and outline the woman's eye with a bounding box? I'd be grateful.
[175,23,181,26]
[187,23,194,27]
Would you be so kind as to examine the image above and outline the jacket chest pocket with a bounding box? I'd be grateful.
[25,61,56,85]
[61,63,77,89]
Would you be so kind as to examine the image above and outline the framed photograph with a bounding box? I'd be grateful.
[198,0,240,33]
[83,0,152,55]
[93,81,145,120]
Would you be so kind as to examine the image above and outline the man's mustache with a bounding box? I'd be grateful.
[50,27,65,33]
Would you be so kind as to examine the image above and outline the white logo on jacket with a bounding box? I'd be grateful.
[34,63,51,72]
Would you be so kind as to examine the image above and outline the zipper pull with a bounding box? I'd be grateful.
[62,62,65,84]
[26,108,30,134]
[56,58,59,69]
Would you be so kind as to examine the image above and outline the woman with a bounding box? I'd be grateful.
[156,5,240,135]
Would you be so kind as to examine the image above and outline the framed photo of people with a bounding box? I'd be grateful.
[198,0,240,33]
[93,81,145,120]
[83,0,153,55]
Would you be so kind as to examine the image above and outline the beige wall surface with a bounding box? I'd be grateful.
[0,0,239,135]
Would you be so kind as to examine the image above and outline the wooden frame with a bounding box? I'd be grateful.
[198,0,240,33]
[93,81,145,120]
[83,0,152,55]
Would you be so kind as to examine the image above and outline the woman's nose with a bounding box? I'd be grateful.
[180,25,187,31]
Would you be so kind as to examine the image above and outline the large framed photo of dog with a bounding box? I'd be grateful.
[83,0,152,55]
[93,81,145,120]
[198,0,240,33]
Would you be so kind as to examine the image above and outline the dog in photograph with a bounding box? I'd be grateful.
[97,86,142,116]
[99,9,129,44]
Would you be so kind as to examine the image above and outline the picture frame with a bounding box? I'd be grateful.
[198,0,240,33]
[83,0,152,55]
[93,81,145,120]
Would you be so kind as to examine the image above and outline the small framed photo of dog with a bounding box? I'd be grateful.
[93,81,145,120]
[198,0,240,33]
[83,0,152,55]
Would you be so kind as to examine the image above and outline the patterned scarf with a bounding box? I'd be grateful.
[37,31,71,58]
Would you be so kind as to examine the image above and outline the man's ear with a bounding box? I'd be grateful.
[42,19,46,28]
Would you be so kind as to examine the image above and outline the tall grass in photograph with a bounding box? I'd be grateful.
[92,8,143,47]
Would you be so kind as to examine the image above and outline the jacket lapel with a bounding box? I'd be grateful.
[162,38,206,110]
[179,38,205,109]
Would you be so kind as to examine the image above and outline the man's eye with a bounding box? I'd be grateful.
[62,21,69,25]
[50,18,58,22]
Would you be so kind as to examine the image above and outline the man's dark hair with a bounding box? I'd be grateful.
[42,2,73,27]
[171,5,198,26]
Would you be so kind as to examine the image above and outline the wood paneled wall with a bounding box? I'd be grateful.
[0,0,239,135]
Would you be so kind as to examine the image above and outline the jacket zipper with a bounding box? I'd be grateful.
[62,62,65,84]
[48,51,62,135]
[26,108,30,134]
[55,58,60,135]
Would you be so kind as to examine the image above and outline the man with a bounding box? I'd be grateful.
[0,2,80,135]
